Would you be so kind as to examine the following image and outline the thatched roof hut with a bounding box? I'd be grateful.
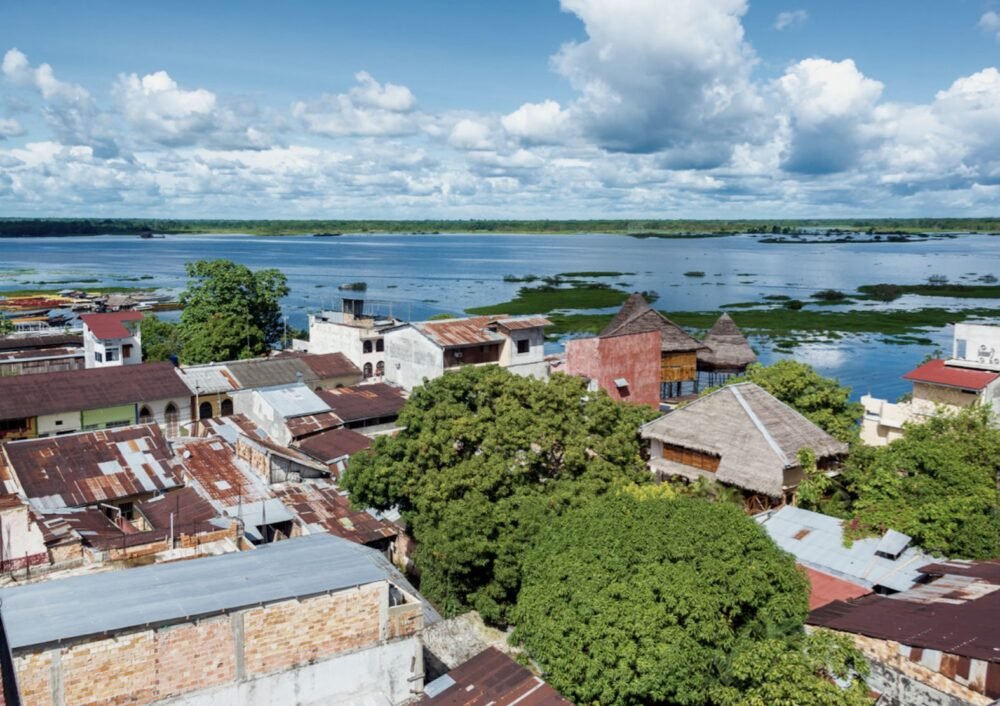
[697,313,757,372]
[641,382,848,497]
[601,293,706,352]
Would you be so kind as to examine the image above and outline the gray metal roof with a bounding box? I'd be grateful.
[254,383,332,419]
[0,533,394,650]
[757,506,937,593]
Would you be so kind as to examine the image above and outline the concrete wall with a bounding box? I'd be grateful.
[308,317,384,380]
[233,391,291,447]
[384,328,442,392]
[83,330,142,370]
[0,504,49,573]
[81,404,135,430]
[36,411,82,437]
[953,323,1000,367]
[11,580,425,706]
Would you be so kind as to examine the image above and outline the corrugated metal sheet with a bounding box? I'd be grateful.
[418,648,571,705]
[177,437,269,508]
[759,506,935,592]
[285,411,343,440]
[4,424,184,509]
[273,481,396,546]
[493,317,553,331]
[315,383,407,424]
[415,316,508,348]
[255,384,332,419]
[808,562,1000,663]
[178,363,237,395]
[903,358,999,391]
[0,533,399,649]
[79,311,142,340]
[0,361,191,420]
[295,427,373,464]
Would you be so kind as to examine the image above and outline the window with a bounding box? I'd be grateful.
[199,401,213,420]
[122,343,133,358]
[376,360,385,377]
[164,403,179,437]
[363,362,373,379]
[220,398,234,416]
[661,443,720,472]
[516,338,530,355]
[138,406,153,424]
[375,339,384,352]
[363,340,374,354]
[95,351,103,363]
[105,347,120,362]
[956,339,967,359]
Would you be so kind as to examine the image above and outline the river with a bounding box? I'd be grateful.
[2,232,999,402]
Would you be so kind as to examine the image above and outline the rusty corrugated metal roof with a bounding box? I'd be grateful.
[273,481,396,547]
[420,648,571,705]
[177,436,269,508]
[492,316,553,331]
[286,411,343,439]
[415,316,509,348]
[315,383,406,424]
[3,424,183,509]
[294,427,373,464]
[807,561,1000,663]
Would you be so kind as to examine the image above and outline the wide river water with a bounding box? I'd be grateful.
[3,232,1000,401]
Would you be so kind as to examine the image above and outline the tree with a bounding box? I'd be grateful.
[0,316,11,336]
[140,315,183,362]
[726,361,862,442]
[341,366,657,624]
[839,407,1000,559]
[512,492,870,706]
[178,259,289,364]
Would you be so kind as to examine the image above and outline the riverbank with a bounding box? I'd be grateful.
[1,218,999,237]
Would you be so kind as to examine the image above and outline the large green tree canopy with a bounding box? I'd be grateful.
[839,407,1000,559]
[341,366,657,624]
[178,259,289,364]
[726,360,862,443]
[513,492,871,706]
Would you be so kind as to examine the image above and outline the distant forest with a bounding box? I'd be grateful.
[0,217,998,237]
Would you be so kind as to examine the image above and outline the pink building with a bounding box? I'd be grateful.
[564,330,661,408]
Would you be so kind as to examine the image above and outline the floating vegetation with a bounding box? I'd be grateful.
[338,281,367,291]
[812,289,847,302]
[683,271,706,277]
[503,274,540,283]
[556,271,634,278]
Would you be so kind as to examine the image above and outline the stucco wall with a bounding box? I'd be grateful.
[565,331,660,408]
[0,504,49,572]
[36,411,82,437]
[384,328,442,391]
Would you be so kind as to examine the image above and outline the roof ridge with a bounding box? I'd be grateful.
[730,385,791,466]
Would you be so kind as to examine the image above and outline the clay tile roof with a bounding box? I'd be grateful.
[600,293,706,352]
[419,647,572,705]
[272,481,396,547]
[697,313,758,370]
[903,358,999,391]
[0,361,191,420]
[3,424,184,509]
[642,383,848,497]
[315,383,407,424]
[80,311,143,340]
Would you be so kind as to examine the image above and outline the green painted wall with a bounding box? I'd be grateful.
[81,404,135,429]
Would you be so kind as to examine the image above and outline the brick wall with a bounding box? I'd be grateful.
[11,579,421,706]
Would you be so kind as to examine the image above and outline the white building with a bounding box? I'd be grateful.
[307,299,402,381]
[861,321,1000,446]
[232,382,342,447]
[383,315,551,391]
[80,311,143,369]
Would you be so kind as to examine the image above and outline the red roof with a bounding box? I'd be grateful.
[80,311,143,340]
[903,358,999,391]
[419,648,571,705]
[803,566,871,610]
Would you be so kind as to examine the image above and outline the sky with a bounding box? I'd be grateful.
[1,0,999,219]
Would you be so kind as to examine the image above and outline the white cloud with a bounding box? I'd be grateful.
[774,58,883,173]
[0,117,25,139]
[113,70,272,149]
[294,72,418,138]
[448,118,494,150]
[2,48,90,102]
[979,11,1000,41]
[775,10,808,31]
[502,100,571,144]
[551,0,762,159]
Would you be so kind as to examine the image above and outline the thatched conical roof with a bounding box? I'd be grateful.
[601,293,706,353]
[697,313,757,371]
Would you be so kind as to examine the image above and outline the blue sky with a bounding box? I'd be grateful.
[1,0,999,218]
